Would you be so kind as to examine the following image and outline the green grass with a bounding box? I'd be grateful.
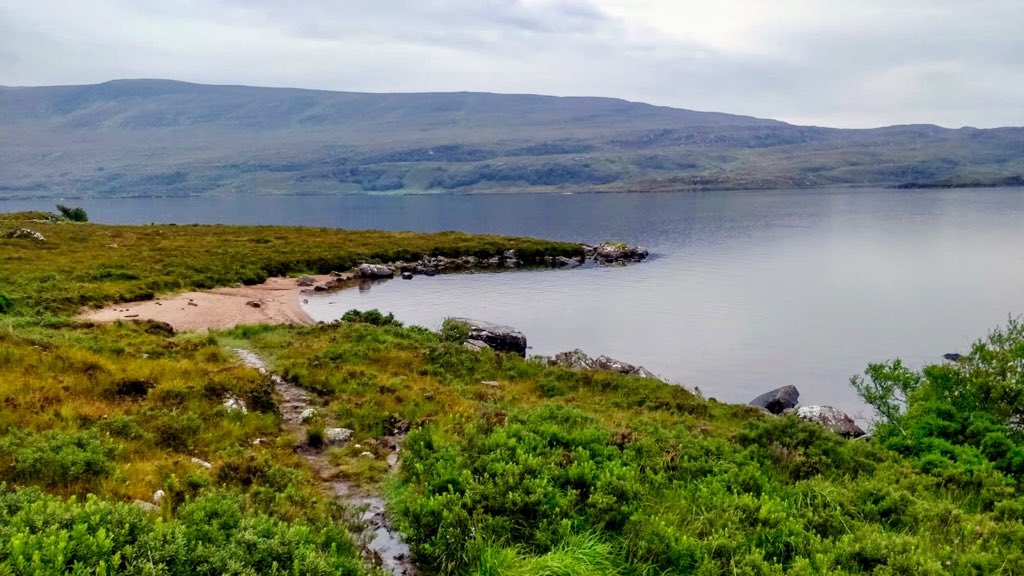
[3,209,1024,575]
[233,321,1024,575]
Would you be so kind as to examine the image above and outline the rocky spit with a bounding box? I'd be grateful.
[302,242,650,293]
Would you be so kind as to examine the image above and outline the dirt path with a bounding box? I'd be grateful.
[232,348,417,576]
[79,276,334,331]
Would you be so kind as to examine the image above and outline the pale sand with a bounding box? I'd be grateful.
[79,275,335,332]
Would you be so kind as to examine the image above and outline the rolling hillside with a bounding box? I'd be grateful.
[1,79,1022,197]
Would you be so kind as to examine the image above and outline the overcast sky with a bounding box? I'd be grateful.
[1,0,1022,128]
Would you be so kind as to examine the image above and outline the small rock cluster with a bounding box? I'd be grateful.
[307,242,650,290]
[587,242,649,265]
[3,228,46,241]
[748,385,865,438]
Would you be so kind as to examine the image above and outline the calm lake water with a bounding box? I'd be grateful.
[6,187,1024,420]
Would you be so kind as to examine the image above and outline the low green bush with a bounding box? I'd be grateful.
[0,484,371,575]
[341,308,403,327]
[0,429,114,488]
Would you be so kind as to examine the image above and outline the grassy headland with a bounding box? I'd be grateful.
[2,210,1024,574]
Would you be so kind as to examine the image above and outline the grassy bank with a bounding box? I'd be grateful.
[2,210,1024,574]
[0,211,581,316]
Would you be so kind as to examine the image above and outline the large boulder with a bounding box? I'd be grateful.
[797,406,866,438]
[450,318,527,356]
[357,263,395,279]
[749,385,800,414]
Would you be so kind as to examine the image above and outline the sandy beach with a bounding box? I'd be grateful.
[79,275,334,332]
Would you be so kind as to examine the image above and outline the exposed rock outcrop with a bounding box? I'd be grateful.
[450,318,527,356]
[549,349,656,378]
[749,385,800,414]
[797,405,866,438]
[4,228,46,241]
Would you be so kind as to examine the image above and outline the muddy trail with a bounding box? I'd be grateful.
[232,348,417,576]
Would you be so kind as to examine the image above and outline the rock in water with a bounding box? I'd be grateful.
[555,256,582,268]
[450,318,527,356]
[749,385,800,414]
[797,405,866,438]
[401,271,413,280]
[592,242,649,264]
[357,263,395,279]
[943,353,962,362]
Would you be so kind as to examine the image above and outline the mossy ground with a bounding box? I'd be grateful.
[2,210,1024,575]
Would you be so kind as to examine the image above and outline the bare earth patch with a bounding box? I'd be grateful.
[79,276,332,331]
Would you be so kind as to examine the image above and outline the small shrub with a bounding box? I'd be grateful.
[150,410,203,452]
[307,423,325,448]
[0,293,12,314]
[341,308,403,327]
[440,318,471,343]
[55,204,89,222]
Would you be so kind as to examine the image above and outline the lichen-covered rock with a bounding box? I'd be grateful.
[749,385,800,414]
[4,228,46,241]
[324,427,354,446]
[296,275,316,287]
[550,350,656,378]
[797,405,866,438]
[298,408,318,423]
[550,349,595,370]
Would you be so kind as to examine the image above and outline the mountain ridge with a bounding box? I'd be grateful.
[1,79,1022,197]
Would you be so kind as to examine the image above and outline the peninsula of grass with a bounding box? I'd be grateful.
[2,209,1024,575]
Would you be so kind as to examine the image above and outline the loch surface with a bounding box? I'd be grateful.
[6,187,1024,418]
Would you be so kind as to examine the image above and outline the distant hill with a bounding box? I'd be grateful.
[1,79,1022,197]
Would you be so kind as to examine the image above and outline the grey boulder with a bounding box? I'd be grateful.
[357,263,395,279]
[450,318,527,356]
[797,405,866,438]
[324,428,354,446]
[749,385,800,414]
